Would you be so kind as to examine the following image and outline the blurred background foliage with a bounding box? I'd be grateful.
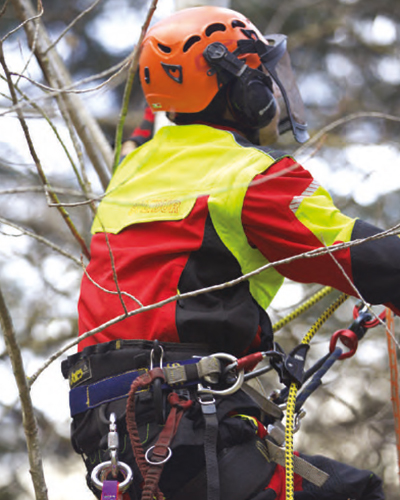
[0,0,399,498]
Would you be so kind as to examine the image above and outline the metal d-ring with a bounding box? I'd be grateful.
[145,444,173,465]
[91,460,133,492]
[197,352,245,396]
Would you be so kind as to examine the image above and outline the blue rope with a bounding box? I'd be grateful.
[295,347,343,412]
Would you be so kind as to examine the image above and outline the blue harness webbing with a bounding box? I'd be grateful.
[69,358,200,417]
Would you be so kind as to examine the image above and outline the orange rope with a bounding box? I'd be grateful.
[385,308,400,482]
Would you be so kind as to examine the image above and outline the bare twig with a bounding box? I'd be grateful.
[113,0,159,170]
[0,285,48,500]
[0,55,131,119]
[29,223,400,384]
[82,260,143,307]
[11,0,112,188]
[14,82,89,196]
[1,0,43,42]
[0,216,82,265]
[0,185,98,199]
[0,43,91,259]
[44,0,102,53]
[325,240,400,349]
[104,231,129,315]
[10,58,130,95]
[295,111,400,158]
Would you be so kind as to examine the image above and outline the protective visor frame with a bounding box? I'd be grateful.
[257,34,309,143]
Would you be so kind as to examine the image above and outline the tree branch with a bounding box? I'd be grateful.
[0,285,48,500]
[113,0,159,170]
[0,43,91,259]
[29,223,400,384]
[10,0,112,189]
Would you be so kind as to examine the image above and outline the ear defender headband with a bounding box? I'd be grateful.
[203,42,277,130]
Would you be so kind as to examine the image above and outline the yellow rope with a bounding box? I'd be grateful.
[284,292,349,500]
[273,286,334,333]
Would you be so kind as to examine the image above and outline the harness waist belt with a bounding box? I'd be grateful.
[69,357,219,417]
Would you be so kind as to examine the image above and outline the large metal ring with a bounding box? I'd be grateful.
[91,460,133,492]
[197,352,245,396]
[145,445,173,465]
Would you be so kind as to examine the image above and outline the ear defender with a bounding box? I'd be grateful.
[227,69,277,129]
[203,42,277,130]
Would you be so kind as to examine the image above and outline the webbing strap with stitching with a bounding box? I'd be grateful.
[68,357,220,416]
[200,396,220,500]
[265,439,329,487]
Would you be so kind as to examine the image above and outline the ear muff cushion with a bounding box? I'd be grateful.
[228,76,276,129]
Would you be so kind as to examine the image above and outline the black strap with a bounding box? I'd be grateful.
[199,394,220,500]
[170,435,276,500]
[258,304,274,351]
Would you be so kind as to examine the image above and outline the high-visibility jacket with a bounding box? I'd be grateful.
[78,124,400,352]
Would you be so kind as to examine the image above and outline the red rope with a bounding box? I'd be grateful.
[125,368,193,500]
[126,368,165,499]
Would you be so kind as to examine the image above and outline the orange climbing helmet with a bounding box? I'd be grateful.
[139,6,264,114]
[139,6,309,143]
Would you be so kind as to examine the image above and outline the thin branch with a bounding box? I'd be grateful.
[1,0,43,43]
[29,223,400,384]
[104,231,129,315]
[295,111,400,158]
[44,0,102,53]
[0,0,10,21]
[0,185,98,199]
[0,285,48,500]
[113,0,159,170]
[0,43,91,259]
[10,58,130,95]
[11,0,112,188]
[0,216,82,265]
[14,82,88,195]
[325,240,400,349]
[82,261,143,307]
[0,55,131,119]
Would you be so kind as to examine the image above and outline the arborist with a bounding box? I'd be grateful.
[62,6,400,500]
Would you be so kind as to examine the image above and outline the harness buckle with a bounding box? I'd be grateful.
[197,353,245,396]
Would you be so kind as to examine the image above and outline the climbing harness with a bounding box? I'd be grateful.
[91,412,133,499]
[71,289,390,500]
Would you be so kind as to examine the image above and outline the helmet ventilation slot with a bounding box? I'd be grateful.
[205,23,227,37]
[158,43,172,53]
[231,20,246,28]
[183,36,201,53]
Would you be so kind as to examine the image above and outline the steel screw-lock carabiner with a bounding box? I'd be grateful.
[150,342,166,424]
[108,413,119,477]
[91,413,134,494]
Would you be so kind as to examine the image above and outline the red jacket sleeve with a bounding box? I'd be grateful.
[242,156,400,314]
